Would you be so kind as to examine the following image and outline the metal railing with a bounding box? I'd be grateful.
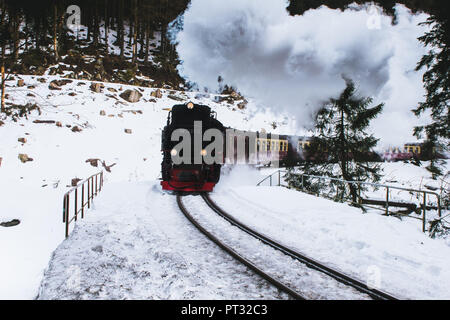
[257,170,443,232]
[63,171,104,238]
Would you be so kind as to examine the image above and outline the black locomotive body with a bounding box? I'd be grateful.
[161,102,225,192]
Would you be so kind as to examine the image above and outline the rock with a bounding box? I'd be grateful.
[150,89,162,99]
[51,79,72,87]
[55,121,62,127]
[37,78,46,83]
[71,178,82,186]
[68,92,77,96]
[18,137,27,143]
[99,110,106,116]
[0,219,20,227]
[27,93,35,97]
[18,154,33,163]
[71,126,82,132]
[167,94,184,102]
[17,79,25,87]
[237,101,247,110]
[0,157,2,167]
[0,120,4,127]
[90,82,104,93]
[27,85,36,89]
[33,120,56,124]
[85,158,100,167]
[124,128,132,134]
[120,89,142,103]
[48,81,61,90]
[107,87,117,93]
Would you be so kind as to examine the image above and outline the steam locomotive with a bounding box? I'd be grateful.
[161,102,225,192]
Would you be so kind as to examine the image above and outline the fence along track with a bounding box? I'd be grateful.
[176,195,305,300]
[202,194,398,300]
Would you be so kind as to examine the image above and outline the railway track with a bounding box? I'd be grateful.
[177,194,400,300]
[200,193,398,300]
[176,195,305,300]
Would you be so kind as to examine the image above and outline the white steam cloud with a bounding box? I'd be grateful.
[172,1,430,146]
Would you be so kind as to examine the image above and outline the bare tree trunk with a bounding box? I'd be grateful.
[132,0,138,64]
[145,22,150,64]
[13,15,20,62]
[93,0,99,46]
[119,0,124,59]
[53,4,59,61]
[1,63,5,113]
[104,4,108,55]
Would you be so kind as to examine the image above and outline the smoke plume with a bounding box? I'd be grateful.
[171,0,430,146]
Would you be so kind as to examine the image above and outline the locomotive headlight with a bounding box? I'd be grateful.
[187,102,194,109]
[201,149,207,156]
[170,149,177,156]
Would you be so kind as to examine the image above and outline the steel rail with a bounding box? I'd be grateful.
[176,195,306,300]
[202,194,398,300]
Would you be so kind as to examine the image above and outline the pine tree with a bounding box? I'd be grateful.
[286,79,384,204]
[413,16,450,179]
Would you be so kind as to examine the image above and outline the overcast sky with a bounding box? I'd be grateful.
[172,0,431,148]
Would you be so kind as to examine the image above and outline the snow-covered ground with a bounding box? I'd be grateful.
[37,165,449,300]
[1,74,448,300]
[212,179,450,300]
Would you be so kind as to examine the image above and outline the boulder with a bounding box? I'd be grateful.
[18,137,27,143]
[90,82,104,93]
[55,121,62,127]
[120,89,142,103]
[17,79,25,87]
[71,126,82,132]
[85,158,100,167]
[18,154,33,163]
[124,128,132,134]
[99,110,106,116]
[48,81,61,90]
[150,89,163,99]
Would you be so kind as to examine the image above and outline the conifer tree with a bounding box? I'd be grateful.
[286,79,384,204]
[413,16,449,179]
